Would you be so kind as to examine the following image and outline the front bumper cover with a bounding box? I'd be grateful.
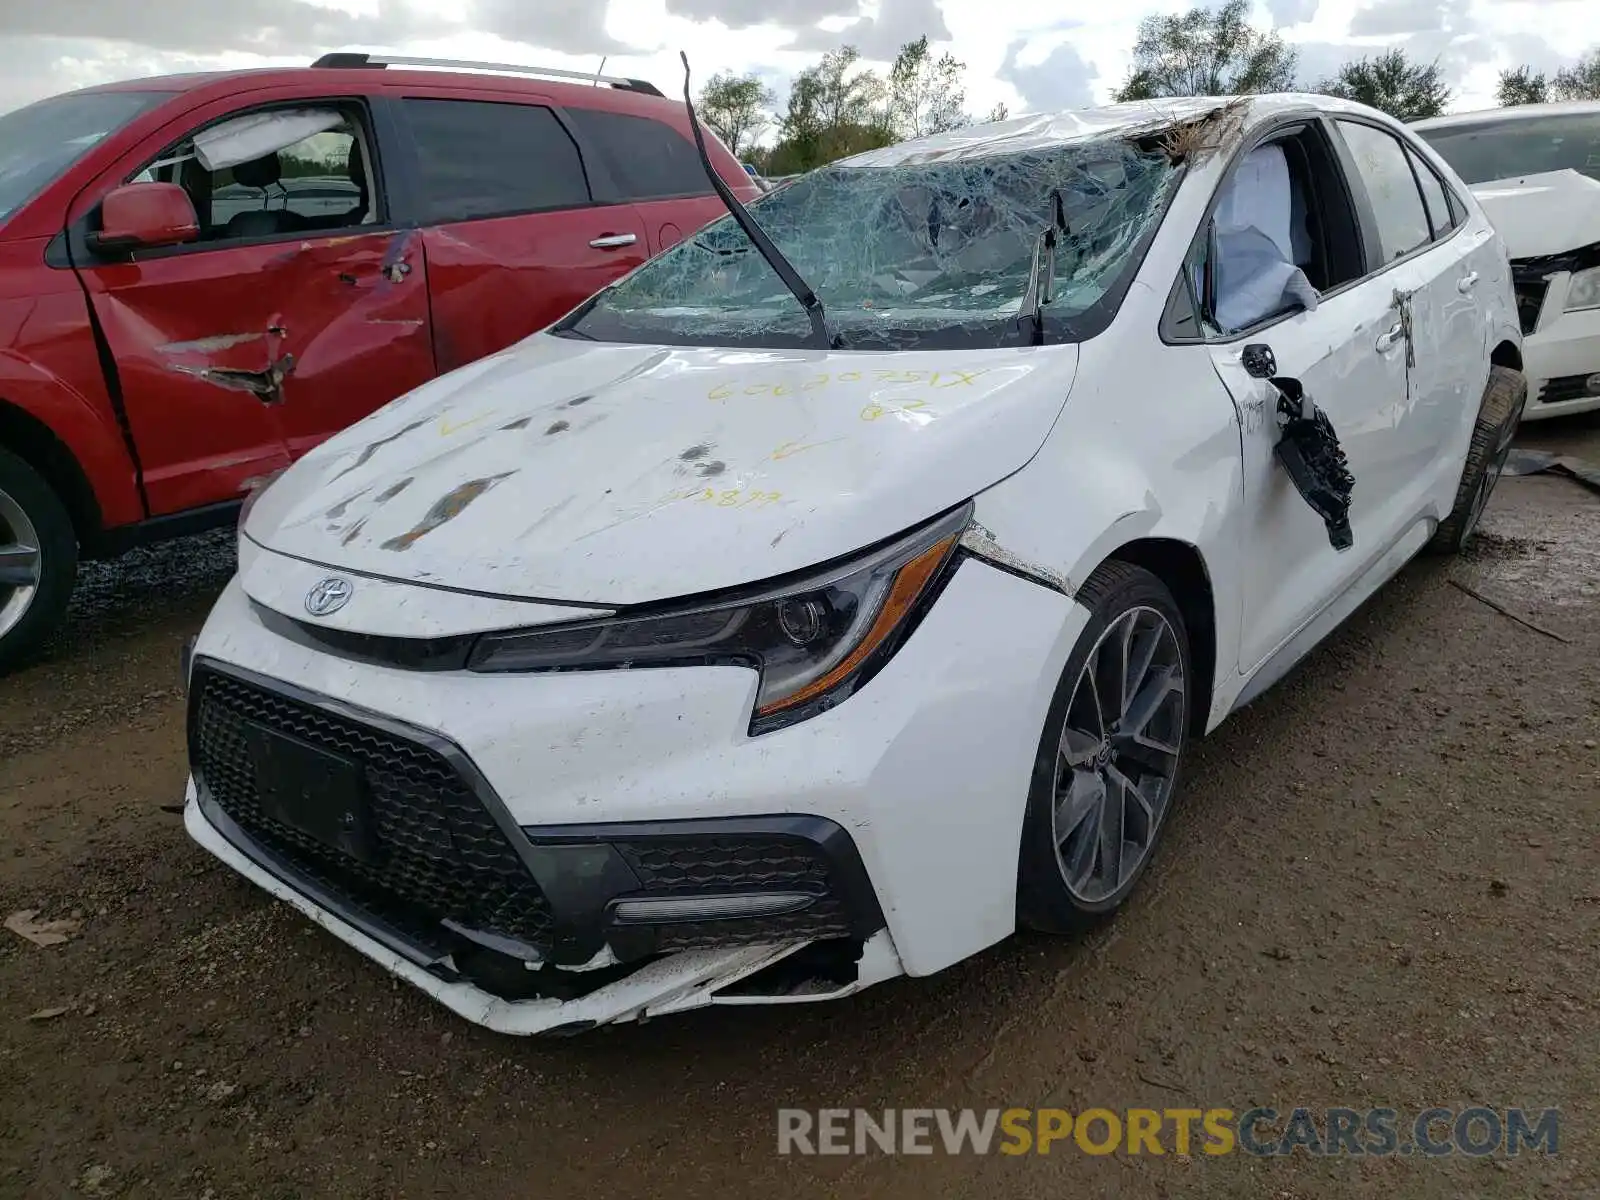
[186,656,887,1004]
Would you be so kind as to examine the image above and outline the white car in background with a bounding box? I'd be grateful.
[1415,101,1600,418]
[182,94,1524,1034]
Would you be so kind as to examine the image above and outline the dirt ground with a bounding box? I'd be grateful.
[1,419,1596,1200]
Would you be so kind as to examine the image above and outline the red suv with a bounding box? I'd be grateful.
[0,53,756,669]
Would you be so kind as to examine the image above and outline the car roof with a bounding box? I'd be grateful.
[1412,100,1600,130]
[835,92,1395,169]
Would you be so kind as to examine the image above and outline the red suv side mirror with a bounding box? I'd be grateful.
[91,183,200,253]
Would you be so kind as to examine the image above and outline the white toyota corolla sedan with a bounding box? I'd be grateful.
[182,93,1525,1035]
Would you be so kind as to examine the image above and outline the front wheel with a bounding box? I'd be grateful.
[0,447,78,674]
[1428,365,1527,554]
[1017,562,1193,932]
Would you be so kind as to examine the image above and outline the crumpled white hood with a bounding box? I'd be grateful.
[246,333,1078,605]
[1470,169,1600,259]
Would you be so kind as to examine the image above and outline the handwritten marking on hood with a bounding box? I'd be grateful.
[697,460,727,477]
[679,443,714,461]
[546,420,570,435]
[380,473,516,551]
[665,486,783,508]
[708,368,989,401]
[376,477,414,503]
[501,417,533,431]
[565,394,593,407]
[860,400,932,424]
[439,411,497,437]
[770,439,844,460]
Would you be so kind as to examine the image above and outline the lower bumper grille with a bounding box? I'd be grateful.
[190,664,554,955]
[612,834,856,953]
[1538,373,1599,406]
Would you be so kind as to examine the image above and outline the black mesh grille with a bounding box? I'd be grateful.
[191,666,553,950]
[613,834,854,952]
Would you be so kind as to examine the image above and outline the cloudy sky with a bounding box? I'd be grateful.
[0,0,1592,122]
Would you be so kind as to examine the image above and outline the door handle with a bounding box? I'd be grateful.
[589,233,638,249]
[1457,271,1479,294]
[1375,322,1405,353]
[383,261,412,284]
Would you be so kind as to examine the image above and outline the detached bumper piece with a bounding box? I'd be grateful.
[187,659,884,1003]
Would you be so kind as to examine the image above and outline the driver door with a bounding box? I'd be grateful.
[68,93,436,516]
[1192,122,1412,673]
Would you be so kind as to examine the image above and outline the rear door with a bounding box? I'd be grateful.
[388,93,649,374]
[1329,118,1492,491]
[69,92,436,515]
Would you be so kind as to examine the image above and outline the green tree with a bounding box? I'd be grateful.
[1315,50,1450,120]
[985,101,1011,123]
[1112,0,1297,101]
[1553,49,1600,100]
[885,36,969,140]
[1496,65,1550,106]
[696,70,775,158]
[772,46,891,172]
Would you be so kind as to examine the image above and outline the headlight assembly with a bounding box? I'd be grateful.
[468,503,972,733]
[1564,265,1600,313]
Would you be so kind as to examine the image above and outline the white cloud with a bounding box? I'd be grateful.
[0,0,1593,121]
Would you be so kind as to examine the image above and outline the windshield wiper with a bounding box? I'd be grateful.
[679,52,835,350]
[1017,191,1069,345]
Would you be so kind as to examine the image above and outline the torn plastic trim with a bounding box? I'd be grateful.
[1270,376,1355,551]
[959,523,1074,595]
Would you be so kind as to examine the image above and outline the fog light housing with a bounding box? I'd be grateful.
[1585,372,1600,397]
[609,892,816,925]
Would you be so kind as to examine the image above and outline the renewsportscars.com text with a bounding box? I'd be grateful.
[777,1106,1560,1158]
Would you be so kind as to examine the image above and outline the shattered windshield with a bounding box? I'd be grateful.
[558,142,1180,351]
[1417,112,1600,185]
[0,90,172,223]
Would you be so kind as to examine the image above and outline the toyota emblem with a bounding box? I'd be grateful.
[304,576,353,617]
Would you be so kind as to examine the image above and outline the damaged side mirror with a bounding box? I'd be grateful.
[89,183,200,255]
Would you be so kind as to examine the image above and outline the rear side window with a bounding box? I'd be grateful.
[402,99,589,223]
[1406,145,1457,240]
[1335,120,1431,264]
[564,108,712,201]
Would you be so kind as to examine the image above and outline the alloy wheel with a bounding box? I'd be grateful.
[1050,605,1187,904]
[0,485,42,642]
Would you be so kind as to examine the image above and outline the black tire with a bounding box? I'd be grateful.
[1017,561,1193,934]
[1427,365,1527,555]
[0,446,78,674]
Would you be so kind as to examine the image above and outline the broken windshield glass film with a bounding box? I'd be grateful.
[563,140,1180,351]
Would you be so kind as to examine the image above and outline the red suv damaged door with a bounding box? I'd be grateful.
[65,88,437,513]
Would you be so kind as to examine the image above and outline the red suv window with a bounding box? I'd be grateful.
[563,107,714,202]
[402,98,591,222]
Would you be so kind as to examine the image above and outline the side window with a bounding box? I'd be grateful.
[402,99,590,223]
[130,105,376,244]
[1335,121,1431,263]
[1175,125,1366,339]
[1405,144,1458,240]
[563,108,713,201]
